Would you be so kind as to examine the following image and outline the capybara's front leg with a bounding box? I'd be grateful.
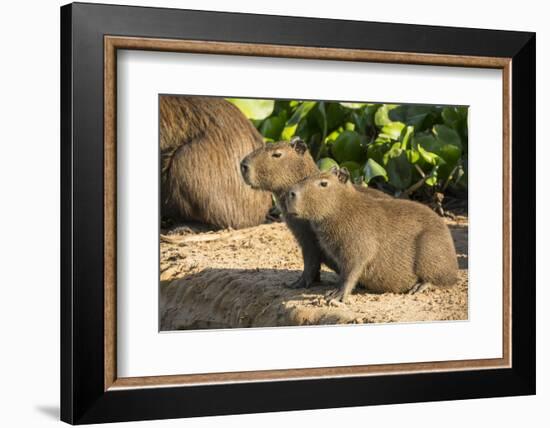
[285,216,322,289]
[327,265,364,304]
[288,238,322,288]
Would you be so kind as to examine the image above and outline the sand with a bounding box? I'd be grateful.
[160,216,468,330]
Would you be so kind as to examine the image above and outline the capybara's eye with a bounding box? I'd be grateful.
[272,152,282,158]
[320,181,328,187]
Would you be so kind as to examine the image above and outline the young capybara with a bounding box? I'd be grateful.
[160,95,272,229]
[240,138,390,288]
[286,167,458,303]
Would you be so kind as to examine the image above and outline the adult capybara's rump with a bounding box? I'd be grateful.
[160,96,272,229]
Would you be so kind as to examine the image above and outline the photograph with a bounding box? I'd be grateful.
[159,95,469,331]
[53,1,536,424]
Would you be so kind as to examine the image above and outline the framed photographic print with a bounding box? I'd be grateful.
[60,2,536,424]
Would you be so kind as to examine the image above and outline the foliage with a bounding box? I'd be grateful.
[228,98,468,196]
[226,98,275,120]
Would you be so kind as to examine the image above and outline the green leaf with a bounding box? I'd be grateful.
[352,111,367,134]
[317,157,339,171]
[374,104,399,127]
[367,141,390,165]
[312,102,328,140]
[281,101,317,140]
[385,149,412,190]
[374,134,392,144]
[406,148,420,164]
[325,129,341,144]
[425,177,437,186]
[382,142,403,165]
[226,99,274,120]
[402,105,433,129]
[331,131,365,163]
[363,158,388,183]
[433,124,462,149]
[272,99,291,115]
[438,144,461,166]
[417,144,440,165]
[425,165,440,186]
[386,105,434,130]
[442,107,469,152]
[258,110,287,140]
[340,161,362,180]
[414,127,462,182]
[340,102,367,109]
[325,103,348,132]
[414,133,437,151]
[441,107,460,128]
[414,131,461,166]
[381,121,406,140]
[400,125,414,149]
[364,105,381,127]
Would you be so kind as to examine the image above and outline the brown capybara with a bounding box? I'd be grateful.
[286,167,458,303]
[160,95,272,229]
[240,138,390,289]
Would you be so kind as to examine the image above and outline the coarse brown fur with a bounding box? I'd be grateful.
[240,139,390,288]
[286,168,458,302]
[160,96,272,229]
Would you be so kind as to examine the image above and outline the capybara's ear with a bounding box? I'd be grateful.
[337,167,351,184]
[290,136,308,155]
[329,165,339,175]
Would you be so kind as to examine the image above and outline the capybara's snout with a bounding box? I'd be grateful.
[285,187,301,217]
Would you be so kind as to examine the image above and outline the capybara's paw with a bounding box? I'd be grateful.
[287,276,309,289]
[326,289,348,306]
[408,282,431,294]
[328,298,347,308]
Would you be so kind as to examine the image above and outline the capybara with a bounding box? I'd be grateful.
[286,167,458,303]
[240,138,390,288]
[160,95,272,229]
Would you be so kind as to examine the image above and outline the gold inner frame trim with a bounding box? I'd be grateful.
[104,35,512,391]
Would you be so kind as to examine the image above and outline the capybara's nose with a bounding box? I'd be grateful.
[240,161,249,175]
[289,191,296,199]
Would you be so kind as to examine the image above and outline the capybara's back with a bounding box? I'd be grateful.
[160,96,272,229]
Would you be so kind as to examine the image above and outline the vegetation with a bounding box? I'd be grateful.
[228,98,468,199]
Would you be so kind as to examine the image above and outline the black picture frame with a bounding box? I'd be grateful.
[61,2,535,424]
